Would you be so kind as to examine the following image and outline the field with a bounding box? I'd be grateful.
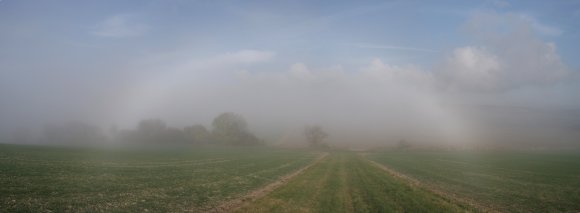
[366,151,580,212]
[2,144,580,212]
[236,152,465,212]
[0,144,317,212]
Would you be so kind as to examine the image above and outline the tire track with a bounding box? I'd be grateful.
[362,154,497,212]
[206,152,328,213]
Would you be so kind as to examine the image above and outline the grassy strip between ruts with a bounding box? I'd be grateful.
[363,155,487,212]
[235,152,466,213]
[207,152,328,212]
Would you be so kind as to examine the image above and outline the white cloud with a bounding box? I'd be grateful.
[363,58,433,88]
[438,11,569,92]
[92,14,150,38]
[347,43,436,53]
[127,49,275,76]
[207,60,473,145]
[437,46,501,91]
[214,50,275,64]
[289,63,313,80]
[113,51,471,143]
[518,14,563,37]
[164,50,275,74]
[82,10,573,146]
[112,49,276,125]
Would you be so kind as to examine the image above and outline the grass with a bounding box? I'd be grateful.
[0,144,317,212]
[236,152,464,213]
[4,143,578,212]
[366,150,580,212]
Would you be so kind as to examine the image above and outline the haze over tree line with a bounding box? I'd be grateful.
[35,112,263,146]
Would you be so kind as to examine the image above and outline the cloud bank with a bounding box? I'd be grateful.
[436,11,569,92]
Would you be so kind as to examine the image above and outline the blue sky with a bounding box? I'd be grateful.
[2,0,578,67]
[1,0,579,132]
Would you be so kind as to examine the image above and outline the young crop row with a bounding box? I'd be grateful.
[366,151,580,212]
[237,153,464,212]
[0,144,317,212]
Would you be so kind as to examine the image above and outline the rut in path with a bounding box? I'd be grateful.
[206,152,328,213]
[236,153,465,213]
[363,155,494,212]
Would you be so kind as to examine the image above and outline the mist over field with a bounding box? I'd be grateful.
[3,1,580,212]
[1,0,580,149]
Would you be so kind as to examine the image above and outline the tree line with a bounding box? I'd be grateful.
[40,112,262,146]
[8,112,331,148]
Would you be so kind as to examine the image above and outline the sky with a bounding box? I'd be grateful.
[1,0,580,146]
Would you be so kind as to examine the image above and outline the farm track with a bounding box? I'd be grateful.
[207,152,329,213]
[5,144,578,212]
[364,157,493,212]
[364,151,580,212]
[236,153,465,212]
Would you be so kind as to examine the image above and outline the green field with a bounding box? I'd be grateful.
[0,144,316,212]
[2,144,580,212]
[366,151,580,212]
[236,152,465,212]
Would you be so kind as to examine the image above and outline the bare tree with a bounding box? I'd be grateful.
[304,125,328,147]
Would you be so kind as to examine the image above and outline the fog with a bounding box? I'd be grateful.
[1,1,579,149]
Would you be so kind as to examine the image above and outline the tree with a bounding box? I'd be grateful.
[137,119,166,136]
[211,112,260,145]
[304,125,328,148]
[184,124,210,144]
[163,127,188,144]
[212,112,248,135]
[136,119,167,143]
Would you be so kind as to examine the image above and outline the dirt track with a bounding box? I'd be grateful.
[364,156,495,212]
[207,152,328,213]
